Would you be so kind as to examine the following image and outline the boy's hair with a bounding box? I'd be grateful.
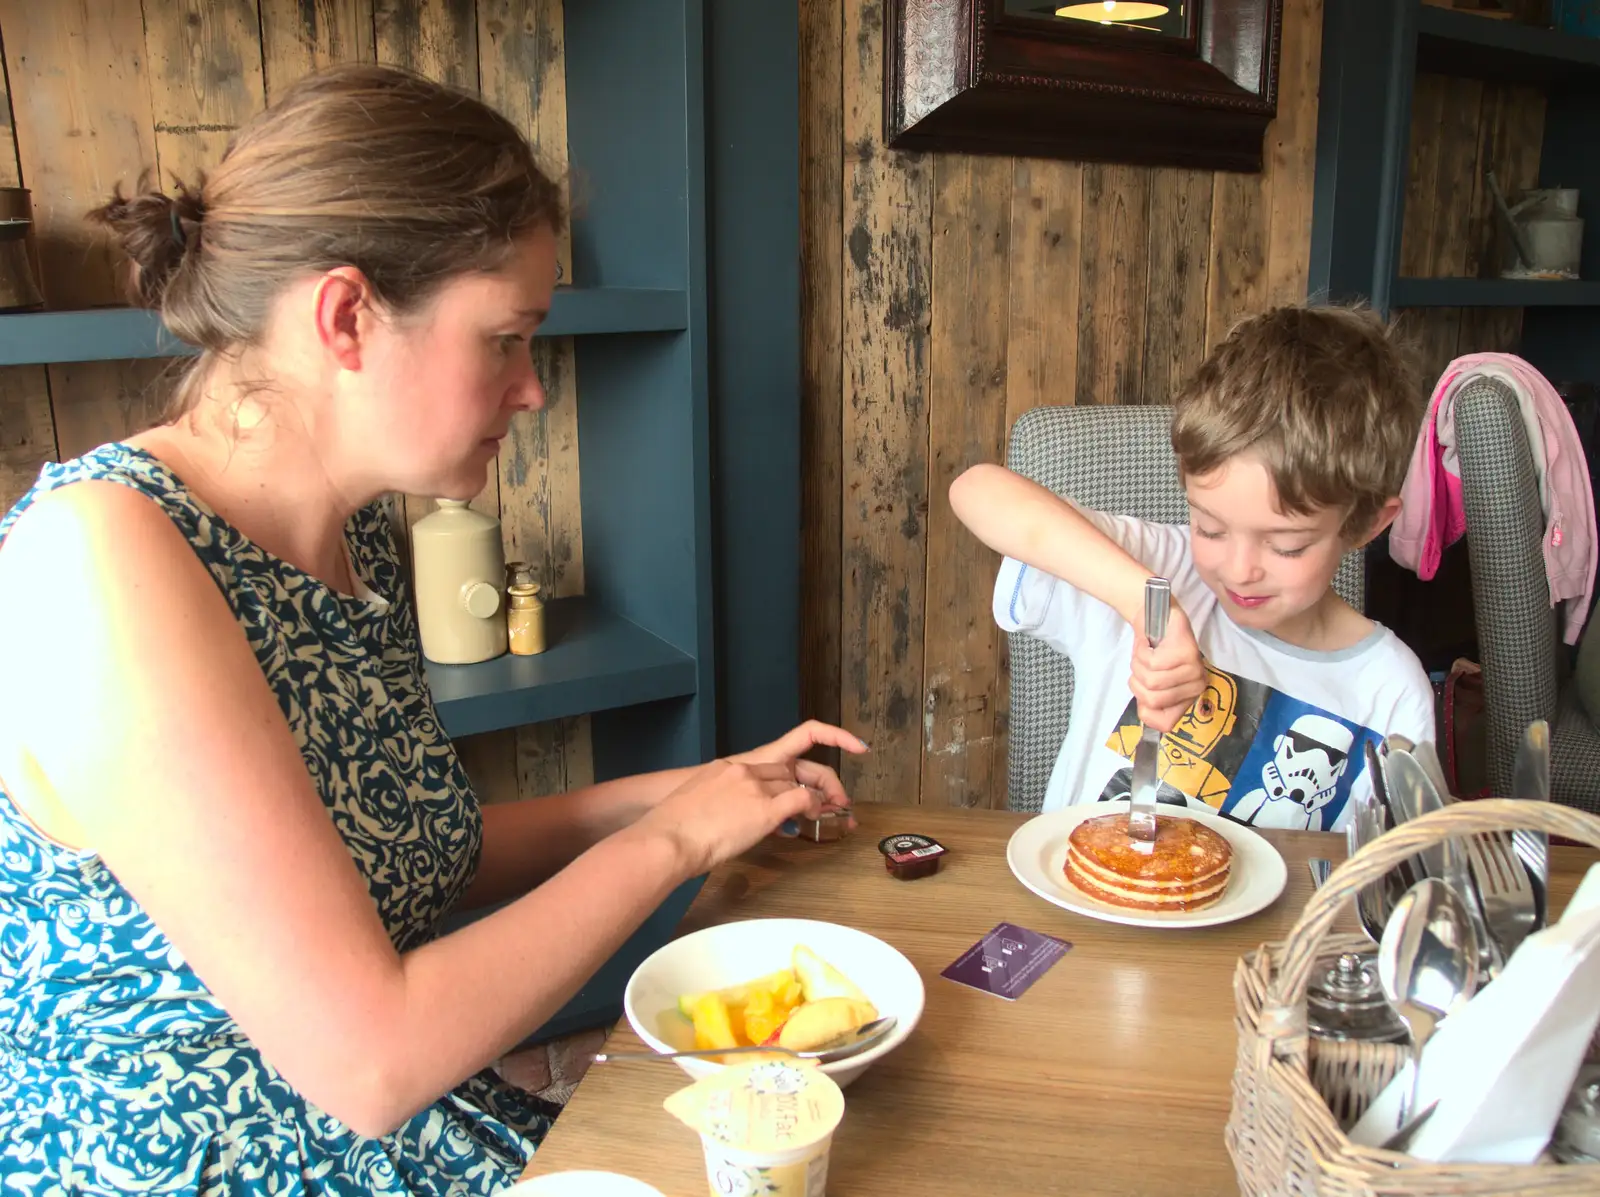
[1170,305,1423,541]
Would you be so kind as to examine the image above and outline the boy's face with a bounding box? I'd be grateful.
[1184,453,1361,634]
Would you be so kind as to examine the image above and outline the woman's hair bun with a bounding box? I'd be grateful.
[86,173,205,309]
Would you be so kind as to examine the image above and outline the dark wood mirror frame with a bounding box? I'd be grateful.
[885,0,1284,172]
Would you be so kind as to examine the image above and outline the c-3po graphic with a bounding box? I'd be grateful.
[1104,666,1240,808]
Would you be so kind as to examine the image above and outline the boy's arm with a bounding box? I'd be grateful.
[951,462,1205,732]
[951,463,1152,628]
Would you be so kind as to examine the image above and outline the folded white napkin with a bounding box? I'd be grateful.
[1349,864,1600,1162]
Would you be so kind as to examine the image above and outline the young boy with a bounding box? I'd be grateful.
[951,306,1435,832]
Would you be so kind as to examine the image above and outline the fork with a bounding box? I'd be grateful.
[1465,831,1538,976]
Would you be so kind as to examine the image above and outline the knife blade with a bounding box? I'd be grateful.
[1126,577,1171,853]
[1511,718,1551,929]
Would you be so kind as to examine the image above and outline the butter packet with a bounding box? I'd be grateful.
[665,1059,845,1197]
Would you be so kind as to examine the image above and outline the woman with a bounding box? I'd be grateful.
[0,65,859,1195]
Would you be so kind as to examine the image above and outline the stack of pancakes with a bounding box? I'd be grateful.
[1063,811,1233,912]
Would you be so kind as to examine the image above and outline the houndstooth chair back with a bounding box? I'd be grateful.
[1454,375,1600,813]
[1004,405,1366,813]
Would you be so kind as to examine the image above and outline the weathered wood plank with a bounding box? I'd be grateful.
[1400,74,1447,278]
[922,153,1010,810]
[379,0,488,532]
[1205,171,1266,349]
[0,365,56,511]
[0,25,19,190]
[1,2,173,452]
[0,20,55,512]
[841,0,932,803]
[456,727,521,805]
[374,0,477,89]
[1142,167,1213,405]
[1076,163,1149,406]
[1005,158,1080,418]
[1457,305,1522,359]
[560,714,593,790]
[48,359,175,460]
[1263,0,1322,306]
[141,0,266,187]
[499,337,582,602]
[259,0,377,103]
[1499,84,1547,196]
[1429,75,1484,279]
[1465,81,1504,280]
[0,0,159,308]
[798,0,843,752]
[477,0,571,280]
[995,156,1082,801]
[503,336,587,794]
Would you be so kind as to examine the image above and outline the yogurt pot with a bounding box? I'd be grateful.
[665,1058,846,1197]
[698,1132,833,1197]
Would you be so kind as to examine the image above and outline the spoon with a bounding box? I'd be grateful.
[1378,878,1479,1132]
[593,1015,898,1066]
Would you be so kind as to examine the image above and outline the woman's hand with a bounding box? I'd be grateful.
[731,720,867,832]
[1129,605,1207,733]
[636,759,817,877]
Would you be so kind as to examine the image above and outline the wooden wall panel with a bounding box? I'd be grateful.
[0,1,177,479]
[803,0,1409,810]
[1397,76,1546,391]
[0,12,52,513]
[260,0,376,103]
[1142,168,1213,405]
[0,0,586,808]
[798,0,843,768]
[1075,164,1150,408]
[920,153,1010,809]
[142,0,266,186]
[375,0,478,90]
[839,0,932,807]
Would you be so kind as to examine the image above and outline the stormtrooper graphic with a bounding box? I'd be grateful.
[1227,713,1355,831]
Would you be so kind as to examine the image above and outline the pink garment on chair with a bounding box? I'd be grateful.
[1390,353,1597,645]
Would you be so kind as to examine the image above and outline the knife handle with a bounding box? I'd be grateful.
[1143,577,1171,648]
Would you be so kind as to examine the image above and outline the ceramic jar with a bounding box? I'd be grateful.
[411,500,508,664]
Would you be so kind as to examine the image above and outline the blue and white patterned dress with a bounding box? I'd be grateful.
[0,444,555,1195]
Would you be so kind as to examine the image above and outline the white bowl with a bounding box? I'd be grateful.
[623,917,924,1088]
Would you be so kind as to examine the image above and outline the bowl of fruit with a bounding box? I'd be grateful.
[622,918,924,1087]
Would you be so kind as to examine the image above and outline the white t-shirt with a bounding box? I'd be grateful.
[995,512,1436,832]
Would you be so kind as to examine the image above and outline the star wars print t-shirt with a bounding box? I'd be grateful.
[994,511,1436,832]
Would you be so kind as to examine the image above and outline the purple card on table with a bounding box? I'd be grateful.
[940,922,1072,1001]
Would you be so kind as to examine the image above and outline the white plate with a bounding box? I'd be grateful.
[498,1173,664,1197]
[1006,800,1288,929]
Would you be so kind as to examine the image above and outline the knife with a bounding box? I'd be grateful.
[1511,719,1551,929]
[1126,577,1171,853]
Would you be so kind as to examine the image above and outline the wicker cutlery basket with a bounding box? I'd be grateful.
[1228,799,1600,1197]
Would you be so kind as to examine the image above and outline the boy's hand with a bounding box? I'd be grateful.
[1130,604,1206,733]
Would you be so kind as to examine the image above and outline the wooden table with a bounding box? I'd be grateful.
[519,805,1596,1196]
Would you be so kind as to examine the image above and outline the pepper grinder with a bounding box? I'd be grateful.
[411,500,508,664]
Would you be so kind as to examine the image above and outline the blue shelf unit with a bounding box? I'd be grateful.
[0,0,802,1047]
[1310,0,1600,384]
[0,287,690,366]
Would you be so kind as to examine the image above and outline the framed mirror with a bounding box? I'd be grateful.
[885,0,1283,172]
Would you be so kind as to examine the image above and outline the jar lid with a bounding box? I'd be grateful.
[1305,950,1408,1043]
